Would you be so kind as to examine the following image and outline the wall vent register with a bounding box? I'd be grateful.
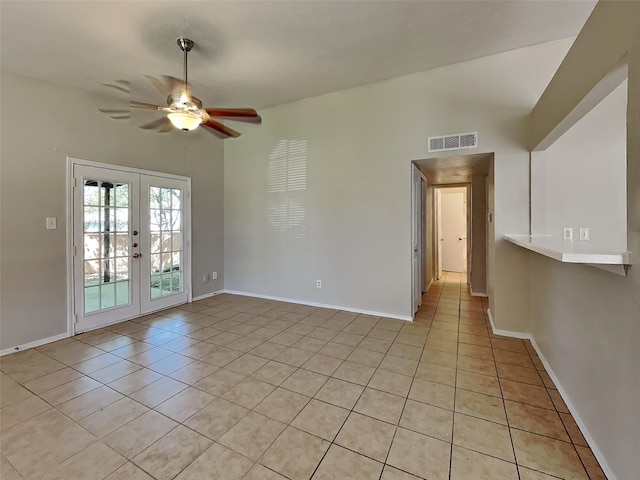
[428,132,478,152]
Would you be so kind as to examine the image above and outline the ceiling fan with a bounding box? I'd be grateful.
[100,38,261,138]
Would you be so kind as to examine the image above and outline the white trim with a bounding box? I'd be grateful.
[470,288,488,297]
[186,182,193,304]
[66,159,75,337]
[223,289,413,321]
[192,290,225,302]
[486,308,617,480]
[486,308,529,339]
[67,156,191,182]
[1,333,69,357]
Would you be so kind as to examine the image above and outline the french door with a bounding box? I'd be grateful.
[71,162,191,333]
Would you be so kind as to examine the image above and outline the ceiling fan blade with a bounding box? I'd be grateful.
[98,108,130,120]
[201,119,241,138]
[162,75,189,96]
[102,82,130,94]
[130,100,163,110]
[99,108,129,114]
[205,108,262,123]
[144,75,171,97]
[140,116,173,132]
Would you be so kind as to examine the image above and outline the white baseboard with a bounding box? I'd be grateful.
[486,308,529,339]
[1,332,69,357]
[222,289,413,322]
[486,308,616,480]
[470,290,488,297]
[192,290,225,302]
[470,284,488,297]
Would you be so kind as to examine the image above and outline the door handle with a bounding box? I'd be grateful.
[133,253,142,258]
[459,237,467,240]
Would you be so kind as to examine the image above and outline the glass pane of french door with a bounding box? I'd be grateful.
[149,187,182,298]
[82,179,130,312]
[140,176,189,314]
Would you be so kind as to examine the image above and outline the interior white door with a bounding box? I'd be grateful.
[440,189,467,273]
[73,163,190,333]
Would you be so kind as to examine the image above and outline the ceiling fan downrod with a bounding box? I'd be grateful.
[177,37,194,99]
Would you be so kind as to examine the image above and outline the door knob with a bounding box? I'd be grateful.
[133,253,141,258]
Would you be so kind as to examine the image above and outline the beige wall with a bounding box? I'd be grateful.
[532,80,627,250]
[527,3,640,479]
[470,174,488,295]
[224,40,571,324]
[0,73,225,350]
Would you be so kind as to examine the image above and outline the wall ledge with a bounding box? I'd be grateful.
[505,234,630,273]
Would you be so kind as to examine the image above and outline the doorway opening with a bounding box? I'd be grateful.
[410,153,494,318]
[68,158,192,334]
[437,185,468,275]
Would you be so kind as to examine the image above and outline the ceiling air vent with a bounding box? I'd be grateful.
[428,132,478,152]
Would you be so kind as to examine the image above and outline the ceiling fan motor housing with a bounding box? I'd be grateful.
[167,94,203,110]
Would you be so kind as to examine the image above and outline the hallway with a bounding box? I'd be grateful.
[414,271,606,479]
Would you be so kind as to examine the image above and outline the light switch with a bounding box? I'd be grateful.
[46,217,57,230]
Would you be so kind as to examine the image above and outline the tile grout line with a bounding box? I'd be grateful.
[1,290,605,480]
[488,295,522,480]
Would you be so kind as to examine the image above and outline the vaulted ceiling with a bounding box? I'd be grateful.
[0,1,595,109]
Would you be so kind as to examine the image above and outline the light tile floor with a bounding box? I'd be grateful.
[0,272,607,479]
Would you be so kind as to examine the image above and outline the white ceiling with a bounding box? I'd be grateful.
[0,1,595,109]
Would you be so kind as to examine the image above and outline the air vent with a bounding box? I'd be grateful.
[429,137,444,152]
[428,132,478,152]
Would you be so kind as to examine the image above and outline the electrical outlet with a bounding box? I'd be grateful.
[579,228,590,241]
[212,272,218,280]
[563,227,573,241]
[316,280,322,288]
[202,274,209,283]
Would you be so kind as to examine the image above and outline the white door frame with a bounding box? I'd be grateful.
[411,165,426,316]
[66,157,192,335]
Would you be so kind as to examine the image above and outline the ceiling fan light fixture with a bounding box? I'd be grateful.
[167,111,202,131]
